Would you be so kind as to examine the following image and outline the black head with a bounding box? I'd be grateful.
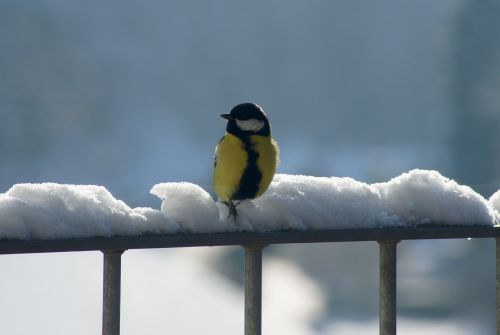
[220,103,271,137]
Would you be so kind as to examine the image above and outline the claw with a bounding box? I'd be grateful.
[224,201,240,219]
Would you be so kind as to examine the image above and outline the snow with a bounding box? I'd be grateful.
[150,182,221,233]
[153,169,498,233]
[490,190,500,218]
[373,170,497,226]
[0,170,497,240]
[0,183,178,240]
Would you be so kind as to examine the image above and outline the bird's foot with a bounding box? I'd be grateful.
[224,201,240,220]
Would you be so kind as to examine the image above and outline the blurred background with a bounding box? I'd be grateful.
[0,0,499,334]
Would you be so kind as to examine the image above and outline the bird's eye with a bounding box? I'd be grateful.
[235,119,265,132]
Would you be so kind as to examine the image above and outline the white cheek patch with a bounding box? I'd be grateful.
[235,118,265,132]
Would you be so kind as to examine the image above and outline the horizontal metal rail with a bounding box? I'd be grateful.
[0,224,498,335]
[0,225,497,254]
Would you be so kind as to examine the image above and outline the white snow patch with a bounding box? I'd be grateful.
[152,169,497,232]
[0,170,497,240]
[0,183,178,240]
[490,190,500,222]
[150,182,224,233]
[490,190,500,211]
[374,170,497,226]
[251,174,388,230]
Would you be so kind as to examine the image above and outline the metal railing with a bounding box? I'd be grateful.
[0,225,499,335]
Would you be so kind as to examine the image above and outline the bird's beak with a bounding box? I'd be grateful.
[220,113,231,120]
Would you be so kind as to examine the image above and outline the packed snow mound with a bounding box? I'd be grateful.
[490,190,500,210]
[0,170,498,240]
[373,170,497,226]
[0,183,178,239]
[152,169,498,233]
[491,190,500,219]
[151,182,222,233]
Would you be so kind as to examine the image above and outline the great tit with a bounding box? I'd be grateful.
[213,103,279,218]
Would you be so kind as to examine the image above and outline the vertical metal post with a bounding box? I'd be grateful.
[496,238,500,335]
[102,250,124,335]
[379,240,399,335]
[244,245,264,335]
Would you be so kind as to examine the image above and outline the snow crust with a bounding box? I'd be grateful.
[0,170,498,240]
[150,182,221,233]
[0,183,178,239]
[153,169,498,233]
[490,190,500,214]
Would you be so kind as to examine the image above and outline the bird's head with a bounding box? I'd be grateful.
[221,103,271,136]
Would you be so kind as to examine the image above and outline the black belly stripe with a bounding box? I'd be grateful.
[233,137,261,200]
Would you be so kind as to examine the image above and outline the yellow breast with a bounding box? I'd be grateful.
[251,135,279,198]
[213,133,279,202]
[213,133,248,202]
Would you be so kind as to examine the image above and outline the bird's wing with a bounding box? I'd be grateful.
[214,135,226,168]
[272,138,280,167]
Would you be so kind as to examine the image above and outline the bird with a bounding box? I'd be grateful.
[213,103,279,218]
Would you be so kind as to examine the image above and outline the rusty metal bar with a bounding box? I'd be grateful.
[102,250,124,335]
[379,240,399,335]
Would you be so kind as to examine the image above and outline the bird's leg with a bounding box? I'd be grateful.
[224,200,241,219]
[229,201,238,219]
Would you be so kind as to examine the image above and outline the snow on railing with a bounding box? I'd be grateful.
[1,169,499,335]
